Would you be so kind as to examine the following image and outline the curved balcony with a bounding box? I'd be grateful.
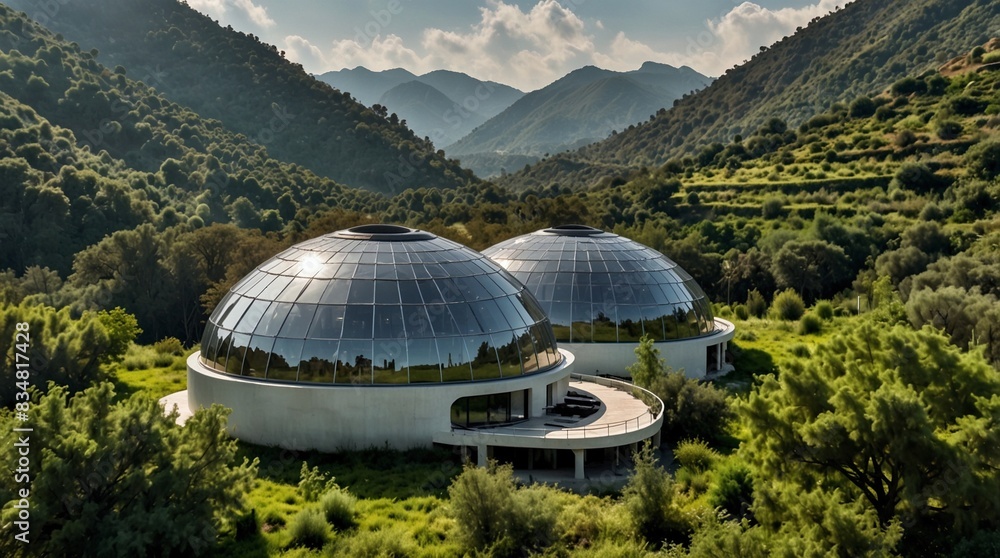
[433,373,663,452]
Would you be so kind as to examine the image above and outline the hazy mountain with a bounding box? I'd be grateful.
[315,66,418,106]
[320,67,524,148]
[5,0,474,194]
[377,80,488,147]
[497,0,1000,191]
[445,63,711,177]
[413,70,524,120]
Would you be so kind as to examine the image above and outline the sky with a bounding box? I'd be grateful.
[186,0,845,91]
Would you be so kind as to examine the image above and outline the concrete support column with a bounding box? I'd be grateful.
[477,444,488,467]
[653,429,662,448]
[531,386,545,417]
[573,449,585,480]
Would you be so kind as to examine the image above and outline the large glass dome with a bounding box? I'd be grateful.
[483,225,716,343]
[200,225,561,385]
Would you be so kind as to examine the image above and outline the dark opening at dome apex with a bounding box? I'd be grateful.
[542,224,605,236]
[332,224,435,241]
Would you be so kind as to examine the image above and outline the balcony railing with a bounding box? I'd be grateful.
[450,373,663,440]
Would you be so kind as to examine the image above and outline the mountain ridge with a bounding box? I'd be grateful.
[445,62,711,177]
[497,0,1000,191]
[5,0,474,194]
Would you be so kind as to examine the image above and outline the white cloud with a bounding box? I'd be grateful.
[187,0,275,29]
[284,35,326,68]
[294,0,597,91]
[682,0,843,76]
[281,0,845,90]
[233,0,275,28]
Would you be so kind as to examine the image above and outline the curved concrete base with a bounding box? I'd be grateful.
[561,319,736,379]
[186,350,574,452]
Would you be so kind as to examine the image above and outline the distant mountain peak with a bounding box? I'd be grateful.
[637,61,678,72]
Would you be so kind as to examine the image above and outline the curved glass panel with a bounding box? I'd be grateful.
[200,226,564,384]
[483,227,717,343]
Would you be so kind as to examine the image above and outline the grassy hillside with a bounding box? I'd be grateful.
[499,0,1000,191]
[5,0,475,193]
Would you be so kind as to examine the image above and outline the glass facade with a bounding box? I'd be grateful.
[483,225,716,343]
[201,225,562,384]
[450,390,528,427]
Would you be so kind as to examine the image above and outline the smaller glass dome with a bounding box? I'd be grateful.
[483,225,716,343]
[200,225,562,385]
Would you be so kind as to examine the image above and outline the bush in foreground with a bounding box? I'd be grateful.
[285,507,330,551]
[772,289,805,320]
[319,488,357,530]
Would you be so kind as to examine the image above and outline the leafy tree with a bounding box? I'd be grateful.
[622,442,690,546]
[772,240,851,302]
[906,286,1000,364]
[68,223,174,341]
[0,303,126,404]
[96,306,142,363]
[0,383,258,557]
[740,322,1000,552]
[965,140,1000,180]
[627,334,663,388]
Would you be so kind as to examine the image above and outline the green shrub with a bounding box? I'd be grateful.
[966,140,1000,180]
[814,300,834,320]
[152,353,175,368]
[673,439,718,472]
[623,443,691,546]
[153,336,184,355]
[789,344,811,358]
[319,488,357,530]
[647,371,733,444]
[983,51,1000,64]
[733,304,749,321]
[935,118,964,140]
[335,525,417,557]
[772,289,805,321]
[761,196,784,219]
[798,313,822,335]
[261,509,286,530]
[447,463,559,554]
[234,509,258,541]
[286,507,330,550]
[708,463,754,521]
[299,462,338,502]
[746,289,767,318]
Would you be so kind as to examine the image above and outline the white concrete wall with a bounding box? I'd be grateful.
[562,319,736,379]
[187,350,574,451]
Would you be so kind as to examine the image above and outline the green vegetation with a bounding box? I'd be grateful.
[4,0,473,194]
[0,383,258,557]
[500,1,1000,190]
[0,0,999,555]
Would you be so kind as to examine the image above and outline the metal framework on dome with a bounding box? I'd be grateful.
[483,226,716,343]
[200,225,562,385]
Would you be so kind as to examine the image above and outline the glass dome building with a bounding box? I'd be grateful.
[187,225,575,451]
[483,225,734,379]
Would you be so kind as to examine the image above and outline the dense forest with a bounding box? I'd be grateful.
[0,0,999,555]
[3,0,475,194]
